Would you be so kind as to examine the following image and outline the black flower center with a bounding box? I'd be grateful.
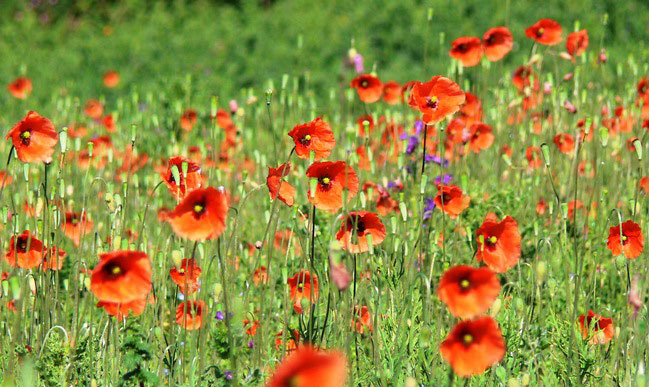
[103,261,125,278]
[20,130,32,146]
[16,236,29,253]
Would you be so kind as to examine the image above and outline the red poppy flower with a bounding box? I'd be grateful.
[214,109,233,129]
[42,246,67,271]
[0,170,13,187]
[161,156,204,201]
[460,92,483,124]
[61,212,94,247]
[6,111,59,163]
[440,316,506,377]
[274,230,302,256]
[567,200,583,220]
[449,36,483,67]
[356,115,375,137]
[84,99,104,119]
[525,146,543,169]
[102,114,116,133]
[607,220,644,259]
[408,76,465,124]
[97,297,152,321]
[376,194,399,216]
[335,211,386,253]
[180,109,198,131]
[566,30,589,59]
[438,265,500,319]
[243,318,260,335]
[253,266,268,285]
[167,187,229,241]
[355,145,371,171]
[627,137,640,153]
[267,345,347,387]
[170,258,202,294]
[8,77,32,99]
[288,270,319,314]
[434,184,470,219]
[382,81,402,104]
[483,27,513,61]
[578,310,614,344]
[4,230,44,269]
[350,74,383,103]
[468,123,494,153]
[640,177,649,194]
[512,66,535,92]
[103,71,120,88]
[536,199,548,215]
[67,124,88,138]
[267,162,296,206]
[275,330,300,352]
[288,117,336,161]
[306,161,359,213]
[176,300,206,330]
[352,305,373,334]
[525,19,563,45]
[90,250,152,303]
[554,133,575,154]
[475,213,521,273]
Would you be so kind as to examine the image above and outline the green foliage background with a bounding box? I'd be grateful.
[0,0,647,103]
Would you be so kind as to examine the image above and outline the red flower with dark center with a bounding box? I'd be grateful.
[267,162,296,206]
[434,185,470,219]
[61,212,94,247]
[180,109,198,131]
[483,27,513,62]
[408,76,466,124]
[449,36,483,67]
[468,123,494,153]
[167,187,229,241]
[176,300,206,330]
[90,250,152,303]
[525,19,563,45]
[288,270,319,314]
[382,81,403,104]
[103,70,120,88]
[440,317,506,377]
[475,213,521,273]
[607,220,644,259]
[460,92,483,124]
[554,133,575,154]
[306,161,359,213]
[288,117,336,161]
[578,310,614,344]
[170,258,202,294]
[566,30,589,59]
[438,265,500,318]
[161,156,204,201]
[335,211,386,253]
[6,111,59,163]
[350,74,383,103]
[4,230,44,269]
[266,345,347,387]
[8,77,32,99]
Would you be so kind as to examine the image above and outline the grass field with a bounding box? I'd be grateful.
[1,0,649,386]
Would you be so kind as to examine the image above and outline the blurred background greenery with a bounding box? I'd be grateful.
[0,0,648,103]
